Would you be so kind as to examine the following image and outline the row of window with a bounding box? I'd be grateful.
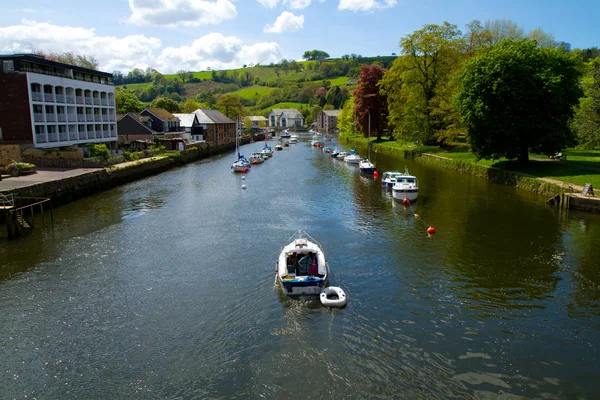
[34,123,117,143]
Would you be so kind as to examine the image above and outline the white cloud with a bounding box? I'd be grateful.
[127,0,237,27]
[338,0,396,11]
[19,8,35,13]
[0,19,161,72]
[256,0,311,9]
[264,11,304,34]
[156,33,281,73]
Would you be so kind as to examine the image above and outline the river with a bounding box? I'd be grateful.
[1,134,600,399]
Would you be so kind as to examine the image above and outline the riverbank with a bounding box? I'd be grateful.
[339,133,600,207]
[0,141,236,205]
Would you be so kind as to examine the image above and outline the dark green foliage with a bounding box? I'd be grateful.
[457,39,583,162]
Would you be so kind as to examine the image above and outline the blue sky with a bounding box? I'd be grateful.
[0,0,598,74]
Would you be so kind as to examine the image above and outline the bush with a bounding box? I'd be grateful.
[123,151,141,161]
[87,144,110,161]
[5,161,37,176]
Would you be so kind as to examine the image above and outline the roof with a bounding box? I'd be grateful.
[172,113,198,127]
[245,116,268,121]
[117,113,156,135]
[192,109,235,124]
[271,109,304,119]
[0,53,113,78]
[322,110,341,117]
[142,107,179,121]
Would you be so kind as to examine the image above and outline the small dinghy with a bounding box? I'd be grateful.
[320,286,346,308]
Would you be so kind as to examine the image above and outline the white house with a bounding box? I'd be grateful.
[172,113,203,141]
[268,109,304,128]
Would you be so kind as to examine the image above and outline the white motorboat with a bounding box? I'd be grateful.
[281,129,291,139]
[391,167,419,202]
[289,134,298,144]
[276,231,329,296]
[261,145,273,158]
[275,144,283,151]
[381,171,403,189]
[249,152,264,164]
[344,149,362,164]
[336,151,347,160]
[330,149,340,157]
[310,134,324,147]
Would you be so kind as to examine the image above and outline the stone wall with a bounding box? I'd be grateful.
[0,144,22,166]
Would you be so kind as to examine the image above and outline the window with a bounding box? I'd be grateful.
[2,60,14,72]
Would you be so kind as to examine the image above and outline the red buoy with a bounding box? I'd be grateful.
[242,168,247,173]
[402,198,410,207]
[427,226,436,234]
[373,171,379,178]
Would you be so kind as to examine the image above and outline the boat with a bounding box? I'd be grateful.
[344,148,362,164]
[275,144,283,151]
[289,134,298,144]
[231,122,251,172]
[336,151,347,160]
[331,149,340,157]
[282,140,290,147]
[261,145,273,158]
[381,171,403,189]
[358,113,376,173]
[322,146,332,153]
[249,152,264,164]
[320,286,346,308]
[281,129,291,139]
[276,231,329,296]
[391,167,419,201]
[310,134,324,147]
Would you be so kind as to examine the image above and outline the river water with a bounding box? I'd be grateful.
[1,134,600,399]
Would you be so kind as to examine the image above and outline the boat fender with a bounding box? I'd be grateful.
[320,286,346,308]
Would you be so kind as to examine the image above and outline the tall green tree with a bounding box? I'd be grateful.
[353,64,388,140]
[115,89,144,114]
[382,22,464,144]
[181,99,202,113]
[216,95,245,121]
[151,97,181,113]
[456,39,583,163]
[337,96,355,134]
[572,58,600,149]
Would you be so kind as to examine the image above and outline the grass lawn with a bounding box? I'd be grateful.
[229,85,275,101]
[119,82,152,91]
[260,102,308,112]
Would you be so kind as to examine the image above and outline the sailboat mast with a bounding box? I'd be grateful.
[368,111,371,159]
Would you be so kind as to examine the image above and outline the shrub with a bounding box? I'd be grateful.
[87,144,110,161]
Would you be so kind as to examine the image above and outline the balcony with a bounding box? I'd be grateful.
[109,115,116,122]
[66,95,75,104]
[76,96,85,105]
[57,114,67,123]
[101,99,107,106]
[46,114,56,122]
[69,131,78,141]
[31,92,43,102]
[47,133,58,142]
[87,131,96,139]
[59,132,69,141]
[44,94,55,102]
[55,95,65,103]
[33,113,45,122]
[93,98,101,106]
[94,115,102,122]
[84,97,92,105]
[35,134,47,143]
[78,131,88,140]
[108,100,115,107]
[86,115,94,122]
[68,114,78,122]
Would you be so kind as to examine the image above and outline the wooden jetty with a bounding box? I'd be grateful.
[0,193,52,240]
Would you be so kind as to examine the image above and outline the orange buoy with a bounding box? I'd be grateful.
[427,226,436,234]
[402,198,410,207]
[373,171,379,178]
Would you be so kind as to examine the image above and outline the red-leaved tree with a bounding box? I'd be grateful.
[353,64,388,140]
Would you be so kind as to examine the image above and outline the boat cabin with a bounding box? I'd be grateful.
[285,240,323,278]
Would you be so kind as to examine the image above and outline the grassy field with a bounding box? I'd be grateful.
[229,85,275,100]
[260,102,308,112]
[120,82,153,91]
[343,133,600,188]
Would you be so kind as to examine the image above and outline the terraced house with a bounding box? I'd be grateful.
[0,53,118,150]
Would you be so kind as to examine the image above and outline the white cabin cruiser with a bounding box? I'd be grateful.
[249,152,264,164]
[336,151,347,160]
[381,171,402,188]
[276,231,329,296]
[344,149,362,164]
[310,134,324,147]
[289,134,298,144]
[392,168,419,201]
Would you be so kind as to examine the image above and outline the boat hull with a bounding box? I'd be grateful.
[277,275,327,296]
[391,189,418,201]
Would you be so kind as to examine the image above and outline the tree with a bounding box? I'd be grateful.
[484,19,524,44]
[456,39,583,163]
[337,96,355,134]
[216,95,245,121]
[527,27,557,49]
[353,64,388,140]
[314,87,327,107]
[381,22,464,144]
[115,89,144,114]
[34,50,99,70]
[151,97,181,113]
[177,70,193,82]
[572,58,600,149]
[181,99,202,113]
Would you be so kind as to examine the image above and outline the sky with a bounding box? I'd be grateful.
[0,0,598,74]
